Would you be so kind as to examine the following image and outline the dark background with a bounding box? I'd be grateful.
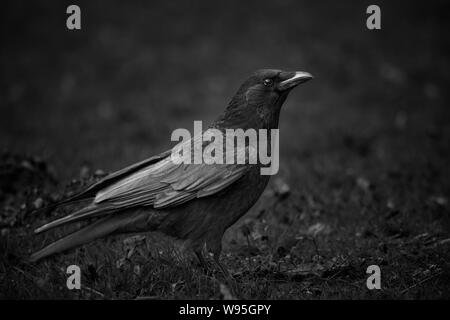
[1,0,449,299]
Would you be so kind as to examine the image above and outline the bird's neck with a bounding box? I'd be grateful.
[212,94,281,131]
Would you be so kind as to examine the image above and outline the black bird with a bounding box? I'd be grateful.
[31,69,313,273]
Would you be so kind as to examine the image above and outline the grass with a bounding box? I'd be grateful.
[1,0,450,299]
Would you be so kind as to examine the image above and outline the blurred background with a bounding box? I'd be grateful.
[1,0,449,298]
[2,0,448,180]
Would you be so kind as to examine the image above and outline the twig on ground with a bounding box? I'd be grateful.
[82,286,105,297]
[401,271,444,295]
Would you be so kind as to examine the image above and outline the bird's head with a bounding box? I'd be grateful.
[215,69,313,130]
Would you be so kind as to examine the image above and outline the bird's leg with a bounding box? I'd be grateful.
[209,241,232,279]
[213,254,231,279]
[195,250,209,273]
[212,251,237,296]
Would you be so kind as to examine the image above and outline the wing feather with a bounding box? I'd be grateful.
[93,133,252,210]
[34,132,255,234]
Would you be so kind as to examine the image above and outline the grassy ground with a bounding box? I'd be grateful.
[1,0,450,299]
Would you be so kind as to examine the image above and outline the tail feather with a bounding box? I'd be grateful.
[30,212,141,262]
[34,204,113,234]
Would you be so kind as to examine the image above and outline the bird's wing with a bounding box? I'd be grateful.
[49,150,172,206]
[93,133,255,209]
[34,133,256,234]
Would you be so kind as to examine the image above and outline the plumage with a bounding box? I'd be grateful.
[30,69,313,268]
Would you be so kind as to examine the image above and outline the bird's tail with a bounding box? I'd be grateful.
[34,204,113,234]
[30,210,150,262]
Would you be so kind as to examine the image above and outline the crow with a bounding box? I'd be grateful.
[30,69,313,274]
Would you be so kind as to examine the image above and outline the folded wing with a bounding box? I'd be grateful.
[35,133,255,233]
[94,134,253,209]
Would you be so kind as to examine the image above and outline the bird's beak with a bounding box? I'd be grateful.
[278,71,313,91]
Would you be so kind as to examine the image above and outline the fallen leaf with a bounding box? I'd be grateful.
[356,177,370,191]
[307,222,331,237]
[273,177,290,199]
[220,283,235,300]
[33,197,44,209]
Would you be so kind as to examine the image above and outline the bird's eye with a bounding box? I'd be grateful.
[263,79,273,87]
